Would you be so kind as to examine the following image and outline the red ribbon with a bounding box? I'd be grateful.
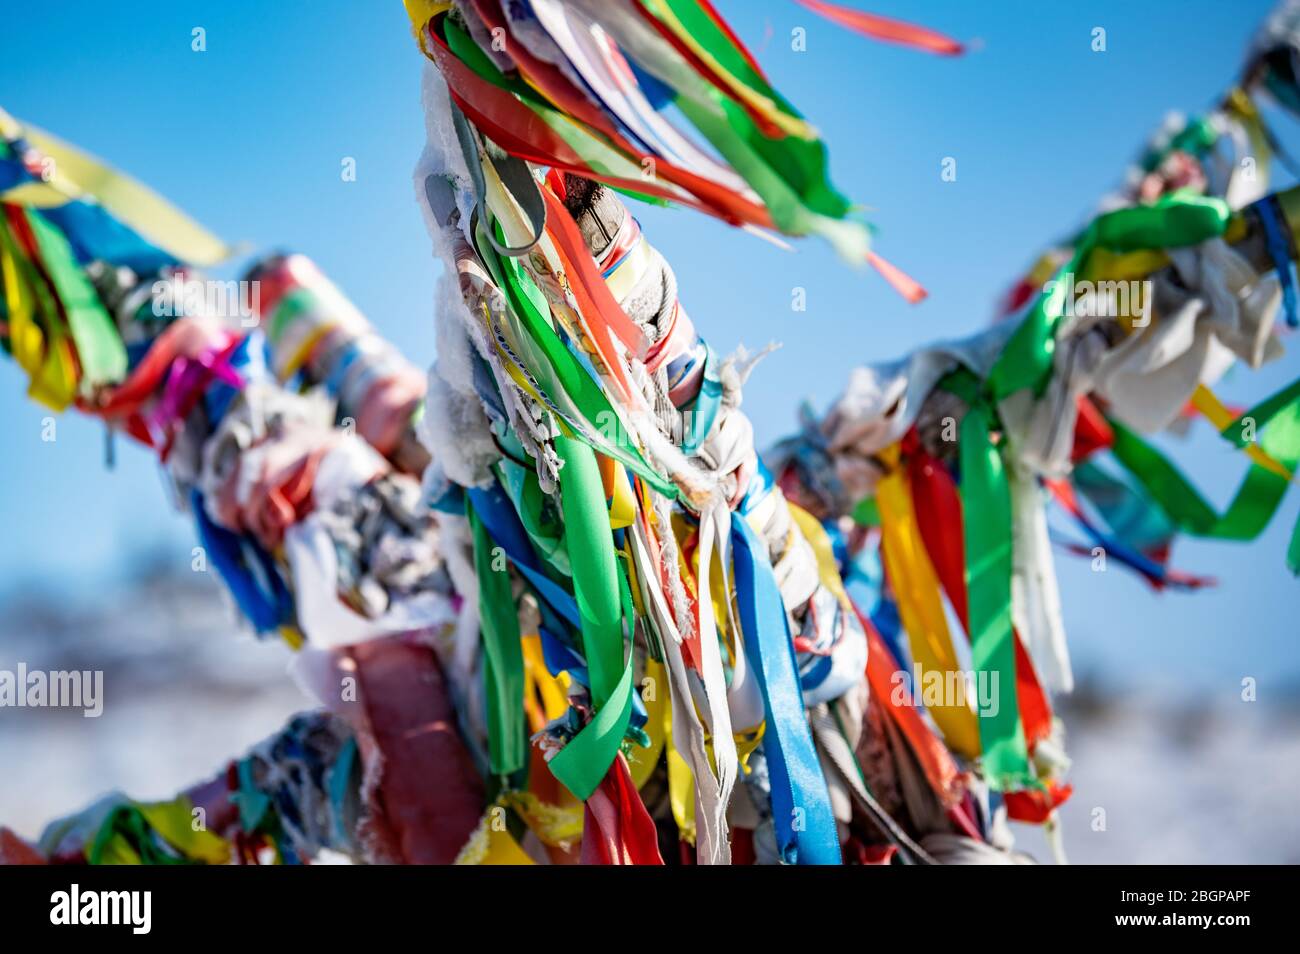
[1072,395,1114,462]
[426,17,771,230]
[904,436,1054,752]
[579,756,663,865]
[866,250,928,304]
[1005,781,1073,824]
[859,606,964,805]
[794,0,965,57]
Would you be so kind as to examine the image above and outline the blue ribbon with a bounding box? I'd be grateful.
[466,482,582,632]
[41,200,174,274]
[192,490,291,635]
[681,344,722,455]
[1258,196,1299,328]
[0,143,173,272]
[203,333,268,426]
[469,482,648,730]
[731,516,840,865]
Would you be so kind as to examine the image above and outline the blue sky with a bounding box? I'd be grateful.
[1,0,1296,693]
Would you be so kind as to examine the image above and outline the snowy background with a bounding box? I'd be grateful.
[1,555,1296,864]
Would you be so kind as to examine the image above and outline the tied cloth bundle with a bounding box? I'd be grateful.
[4,2,1032,867]
[1,107,454,651]
[0,107,229,411]
[245,253,431,474]
[405,0,1007,867]
[3,713,367,866]
[14,0,1293,866]
[0,114,492,863]
[984,1,1300,590]
[764,0,1300,818]
[773,179,1300,804]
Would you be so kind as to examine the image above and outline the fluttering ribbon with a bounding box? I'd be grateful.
[409,2,934,294]
[20,206,126,389]
[1046,472,1215,591]
[0,110,231,266]
[793,0,965,57]
[1108,377,1300,573]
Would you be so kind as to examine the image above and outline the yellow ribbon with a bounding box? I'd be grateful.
[96,796,230,865]
[522,632,569,734]
[402,1,452,53]
[640,0,816,141]
[665,697,696,844]
[507,790,584,848]
[607,460,637,530]
[140,797,230,864]
[787,501,852,609]
[453,802,537,865]
[0,226,75,407]
[1193,384,1293,480]
[626,658,669,788]
[1,113,231,266]
[875,445,981,758]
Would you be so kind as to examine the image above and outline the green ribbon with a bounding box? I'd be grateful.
[988,192,1231,402]
[89,805,195,866]
[957,402,1030,789]
[445,6,863,249]
[473,218,677,497]
[941,194,1234,788]
[24,207,127,389]
[499,458,571,576]
[546,434,636,800]
[674,95,841,242]
[1107,377,1300,572]
[467,497,528,779]
[644,0,851,221]
[234,758,272,832]
[851,496,880,527]
[1141,115,1220,173]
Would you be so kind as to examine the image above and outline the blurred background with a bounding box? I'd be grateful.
[1,1,1297,862]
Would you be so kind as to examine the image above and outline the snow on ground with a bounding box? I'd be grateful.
[2,561,1297,862]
